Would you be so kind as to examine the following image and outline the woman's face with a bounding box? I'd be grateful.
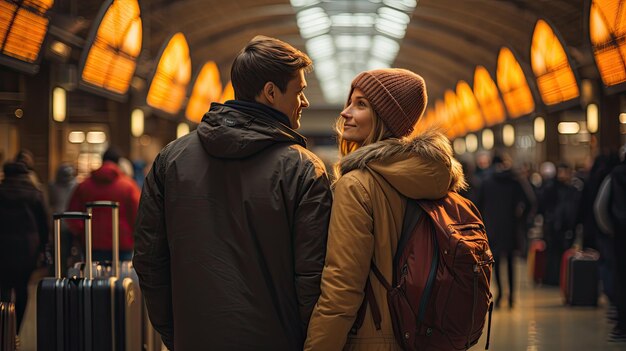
[341,88,374,145]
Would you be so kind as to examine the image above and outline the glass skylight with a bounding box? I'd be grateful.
[291,0,416,104]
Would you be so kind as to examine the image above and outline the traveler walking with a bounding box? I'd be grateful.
[0,155,49,333]
[304,68,466,350]
[67,147,141,261]
[477,154,532,308]
[133,35,333,351]
[608,144,626,342]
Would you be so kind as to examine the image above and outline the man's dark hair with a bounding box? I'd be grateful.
[103,147,121,163]
[231,35,313,102]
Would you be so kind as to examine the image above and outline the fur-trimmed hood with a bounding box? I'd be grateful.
[339,130,466,198]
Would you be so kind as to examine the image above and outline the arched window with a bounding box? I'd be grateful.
[497,47,535,118]
[444,90,465,138]
[456,80,484,133]
[473,66,506,126]
[0,0,54,70]
[146,33,191,115]
[185,61,223,123]
[590,0,626,87]
[80,0,142,96]
[530,19,579,106]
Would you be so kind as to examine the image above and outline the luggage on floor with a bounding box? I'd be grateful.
[37,212,94,351]
[528,239,547,284]
[559,248,578,303]
[567,250,600,306]
[0,300,16,351]
[86,201,141,351]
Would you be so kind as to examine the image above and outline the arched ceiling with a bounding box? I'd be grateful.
[56,0,586,108]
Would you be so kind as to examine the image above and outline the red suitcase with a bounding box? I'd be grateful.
[528,239,547,284]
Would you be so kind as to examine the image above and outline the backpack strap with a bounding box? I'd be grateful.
[351,198,424,334]
[351,277,383,333]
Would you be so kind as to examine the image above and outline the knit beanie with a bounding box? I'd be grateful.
[349,68,427,138]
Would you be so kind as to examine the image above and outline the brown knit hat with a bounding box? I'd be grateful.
[349,68,427,138]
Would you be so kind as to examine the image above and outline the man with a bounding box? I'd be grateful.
[609,144,626,342]
[476,154,533,309]
[0,155,48,334]
[67,147,141,261]
[133,35,332,350]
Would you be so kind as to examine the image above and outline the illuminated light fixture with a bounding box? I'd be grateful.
[147,33,191,115]
[219,81,234,103]
[456,81,485,133]
[502,124,515,147]
[473,66,506,126]
[14,108,23,118]
[177,123,190,138]
[52,87,66,122]
[453,138,466,155]
[465,133,478,153]
[558,122,580,134]
[534,117,546,142]
[68,131,85,144]
[482,129,494,150]
[590,0,626,87]
[50,40,70,58]
[497,47,535,118]
[291,0,415,104]
[86,131,107,144]
[587,103,599,133]
[530,19,580,106]
[80,0,142,97]
[620,113,626,124]
[131,108,144,137]
[0,0,53,72]
[186,61,223,123]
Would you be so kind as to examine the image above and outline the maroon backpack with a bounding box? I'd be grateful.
[353,192,494,350]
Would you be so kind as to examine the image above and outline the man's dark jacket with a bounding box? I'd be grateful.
[0,162,49,281]
[133,101,333,351]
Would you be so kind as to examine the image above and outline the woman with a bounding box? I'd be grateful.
[304,69,466,350]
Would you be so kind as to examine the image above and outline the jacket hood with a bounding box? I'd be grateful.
[91,161,121,184]
[339,130,466,198]
[197,102,306,159]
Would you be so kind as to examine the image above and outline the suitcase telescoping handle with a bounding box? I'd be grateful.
[53,212,92,280]
[85,201,120,278]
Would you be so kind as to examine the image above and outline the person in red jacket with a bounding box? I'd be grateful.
[67,147,141,261]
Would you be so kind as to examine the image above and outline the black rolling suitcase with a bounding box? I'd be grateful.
[0,299,16,351]
[85,201,141,351]
[37,212,95,351]
[567,250,600,306]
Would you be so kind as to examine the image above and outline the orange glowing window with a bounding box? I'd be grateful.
[185,61,223,123]
[590,0,626,87]
[531,19,580,105]
[456,81,484,133]
[80,0,142,95]
[147,33,192,115]
[219,81,234,103]
[497,47,535,118]
[444,90,466,138]
[473,66,506,126]
[0,0,53,64]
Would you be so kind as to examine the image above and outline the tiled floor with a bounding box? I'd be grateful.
[476,259,624,351]
[16,260,626,350]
